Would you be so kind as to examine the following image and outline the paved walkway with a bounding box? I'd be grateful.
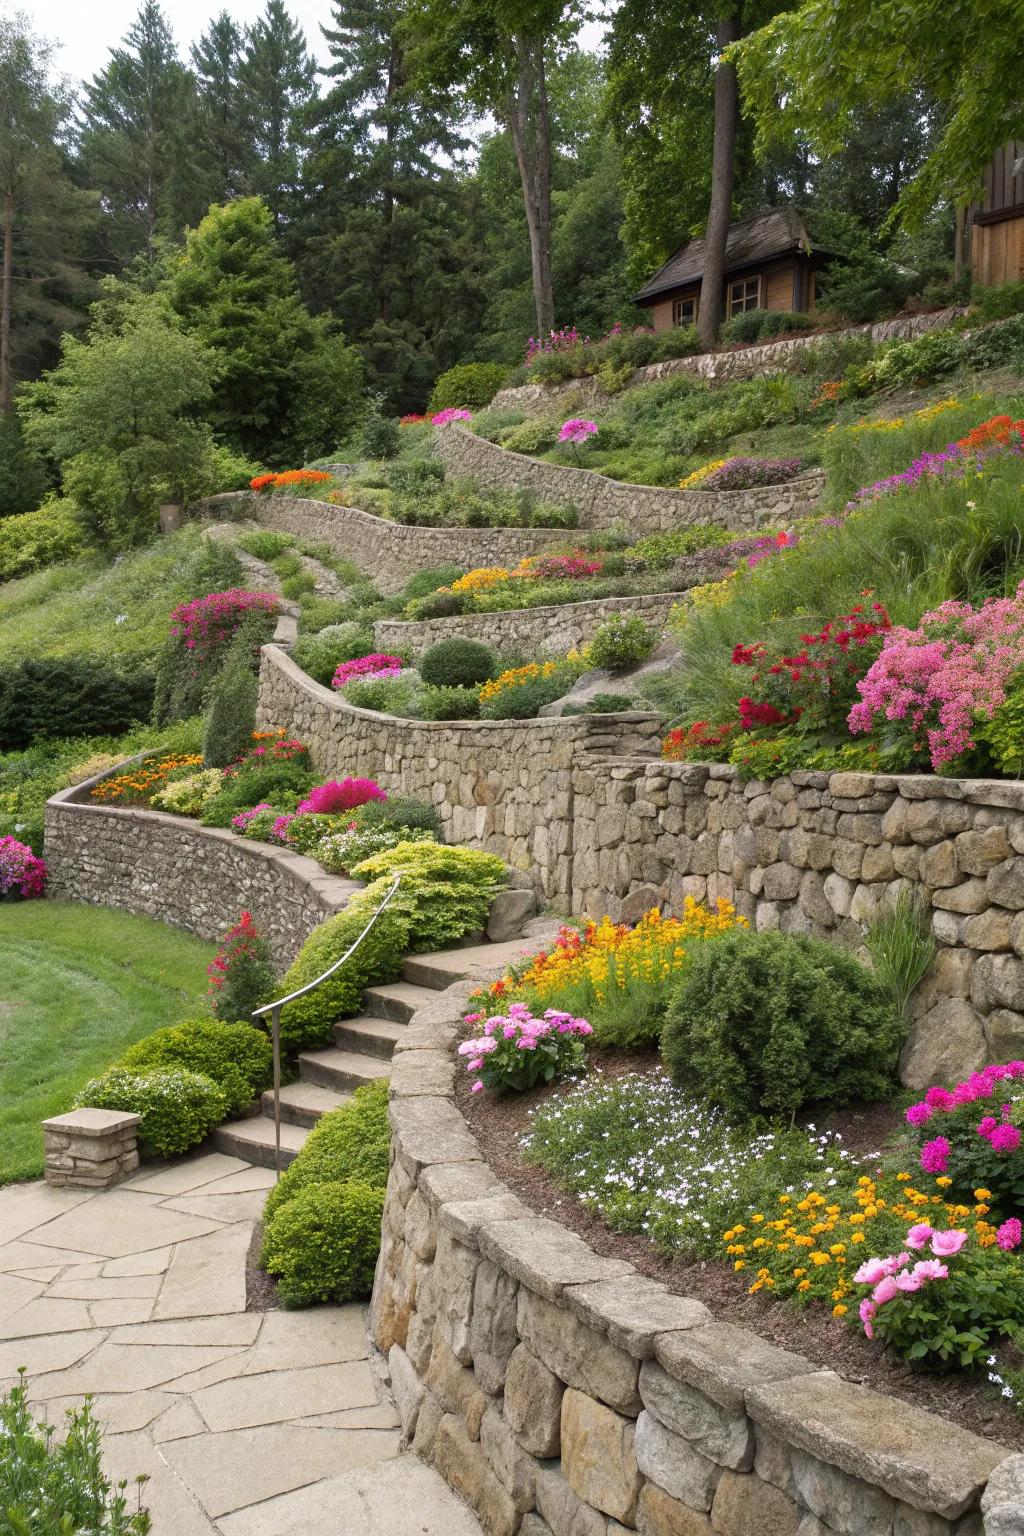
[0,1153,482,1536]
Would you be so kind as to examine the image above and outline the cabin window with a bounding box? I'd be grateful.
[672,296,698,327]
[727,276,761,316]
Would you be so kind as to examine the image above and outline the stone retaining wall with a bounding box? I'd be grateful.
[256,646,662,902]
[570,760,1024,1087]
[44,759,357,969]
[375,591,686,658]
[371,975,1014,1536]
[196,493,581,595]
[437,428,826,534]
[489,309,964,416]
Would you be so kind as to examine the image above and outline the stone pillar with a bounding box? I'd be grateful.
[42,1108,142,1188]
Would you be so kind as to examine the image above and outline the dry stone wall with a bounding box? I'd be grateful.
[570,760,1024,1088]
[489,309,964,416]
[44,762,357,969]
[375,591,686,659]
[437,428,825,534]
[372,975,1014,1536]
[256,646,662,902]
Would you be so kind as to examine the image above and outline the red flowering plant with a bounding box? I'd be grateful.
[208,910,276,1022]
[221,733,310,782]
[905,1062,1024,1219]
[662,720,739,762]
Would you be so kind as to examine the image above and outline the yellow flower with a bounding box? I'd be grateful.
[974,1189,993,1201]
[809,1252,831,1267]
[936,1177,953,1189]
[896,1172,911,1182]
[734,1260,746,1271]
[832,1304,848,1317]
[798,1279,811,1292]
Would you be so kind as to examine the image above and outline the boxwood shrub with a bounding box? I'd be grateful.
[264,1078,390,1223]
[260,1180,386,1307]
[420,638,497,688]
[75,1067,228,1156]
[276,906,409,1051]
[120,1018,273,1116]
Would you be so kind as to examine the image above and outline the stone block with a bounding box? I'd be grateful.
[419,1159,503,1211]
[988,858,1024,910]
[931,879,989,914]
[899,998,988,1089]
[634,1411,721,1512]
[762,863,801,901]
[987,1009,1024,1059]
[412,1388,445,1460]
[653,1322,812,1415]
[390,1094,483,1177]
[639,1361,752,1471]
[972,954,1024,1012]
[404,1190,437,1261]
[479,1215,631,1304]
[480,1401,536,1512]
[823,872,854,918]
[433,1227,480,1364]
[789,1449,896,1536]
[505,1342,564,1458]
[426,1327,487,1439]
[904,799,972,844]
[955,826,1010,876]
[563,1276,709,1359]
[389,1343,425,1442]
[470,1257,520,1394]
[519,1287,641,1414]
[636,1483,712,1536]
[561,1388,642,1524]
[488,888,538,941]
[536,1465,608,1536]
[432,1413,521,1536]
[981,1455,1024,1536]
[521,1519,555,1536]
[709,1471,799,1536]
[963,910,1013,951]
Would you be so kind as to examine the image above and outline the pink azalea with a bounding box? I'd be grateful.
[905,1102,933,1127]
[558,418,598,446]
[997,1219,1022,1251]
[905,1223,934,1250]
[930,1230,968,1257]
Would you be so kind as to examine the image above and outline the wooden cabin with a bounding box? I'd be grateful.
[971,143,1024,286]
[632,208,838,332]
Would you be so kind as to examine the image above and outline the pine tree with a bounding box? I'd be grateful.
[77,1,205,263]
[237,0,317,224]
[190,11,250,205]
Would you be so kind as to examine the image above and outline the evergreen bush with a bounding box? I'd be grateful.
[587,615,656,671]
[202,640,258,768]
[261,1179,385,1307]
[428,362,507,413]
[419,637,497,688]
[120,1018,273,1115]
[0,657,154,751]
[276,906,409,1051]
[420,685,481,720]
[264,1078,390,1223]
[76,1067,229,1156]
[351,794,442,840]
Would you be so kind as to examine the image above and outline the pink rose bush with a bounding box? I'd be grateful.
[459,1003,592,1094]
[0,836,47,899]
[905,1061,1024,1217]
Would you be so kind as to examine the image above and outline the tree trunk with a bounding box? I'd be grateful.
[0,189,13,416]
[697,10,741,350]
[507,35,554,339]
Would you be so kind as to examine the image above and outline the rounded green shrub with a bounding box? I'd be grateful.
[75,1068,229,1156]
[661,930,903,1122]
[588,615,656,672]
[264,1078,390,1223]
[427,362,507,414]
[419,638,497,688]
[420,685,480,720]
[499,418,559,454]
[120,1019,273,1116]
[351,794,442,840]
[276,907,409,1052]
[405,590,468,621]
[261,1179,385,1307]
[292,624,377,686]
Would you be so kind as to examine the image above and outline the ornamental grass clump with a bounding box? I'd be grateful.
[458,1004,592,1095]
[904,1062,1024,1218]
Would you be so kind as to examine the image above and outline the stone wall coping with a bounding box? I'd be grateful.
[198,489,591,541]
[262,643,663,734]
[378,588,691,630]
[381,977,1017,1519]
[42,1108,142,1136]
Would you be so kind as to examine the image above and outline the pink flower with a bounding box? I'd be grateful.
[853,1258,889,1285]
[859,1299,877,1338]
[988,1123,1021,1154]
[997,1218,1022,1251]
[978,1115,999,1136]
[894,1271,924,1293]
[470,1080,484,1093]
[905,1223,934,1250]
[905,1102,933,1127]
[558,418,598,446]
[912,1259,949,1282]
[467,1057,484,1071]
[872,1276,900,1305]
[430,408,472,425]
[920,1136,951,1174]
[930,1229,968,1257]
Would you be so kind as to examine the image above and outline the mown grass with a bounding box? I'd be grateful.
[0,902,214,1185]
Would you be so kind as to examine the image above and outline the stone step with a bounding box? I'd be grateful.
[333,1015,406,1059]
[360,980,438,1024]
[402,934,551,991]
[298,1047,391,1093]
[212,1115,309,1169]
[261,1080,351,1128]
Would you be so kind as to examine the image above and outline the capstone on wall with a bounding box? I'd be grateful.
[256,646,662,902]
[436,427,826,534]
[375,591,686,659]
[570,759,1024,1088]
[44,769,357,969]
[372,979,1013,1536]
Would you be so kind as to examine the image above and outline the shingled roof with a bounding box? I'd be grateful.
[633,207,833,305]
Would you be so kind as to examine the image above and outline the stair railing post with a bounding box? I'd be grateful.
[271,1003,282,1180]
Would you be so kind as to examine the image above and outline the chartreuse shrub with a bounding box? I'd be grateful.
[428,362,507,413]
[351,841,506,951]
[150,767,224,815]
[120,1018,273,1115]
[261,1180,385,1307]
[264,1078,390,1224]
[0,499,85,581]
[419,637,497,688]
[661,930,902,1122]
[0,1372,151,1534]
[76,1067,228,1156]
[276,906,410,1052]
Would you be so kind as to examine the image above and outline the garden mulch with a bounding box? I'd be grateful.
[456,1060,1024,1453]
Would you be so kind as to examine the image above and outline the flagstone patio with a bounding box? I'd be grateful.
[0,1152,483,1536]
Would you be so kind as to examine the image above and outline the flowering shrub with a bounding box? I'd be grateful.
[679,458,729,490]
[0,836,46,898]
[525,326,590,363]
[316,824,436,876]
[458,1003,592,1094]
[557,418,598,446]
[331,654,405,689]
[250,469,333,492]
[663,720,739,762]
[478,660,560,703]
[430,408,473,426]
[77,1067,229,1156]
[207,910,276,1022]
[296,778,387,815]
[169,589,279,666]
[701,457,803,492]
[400,414,427,425]
[744,529,799,569]
[91,754,203,804]
[848,580,1024,770]
[905,1063,1024,1215]
[849,413,1024,509]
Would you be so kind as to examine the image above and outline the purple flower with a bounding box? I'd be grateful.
[558,418,598,445]
[920,1136,951,1174]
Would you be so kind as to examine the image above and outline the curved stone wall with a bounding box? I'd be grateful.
[196,493,582,595]
[375,590,686,658]
[371,975,1014,1536]
[489,308,965,416]
[44,759,357,968]
[256,646,662,901]
[437,428,826,534]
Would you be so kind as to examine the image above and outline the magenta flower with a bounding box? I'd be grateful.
[919,1136,951,1174]
[997,1218,1022,1251]
[905,1102,933,1127]
[905,1223,934,1250]
[872,1275,900,1304]
[988,1123,1022,1154]
[297,779,387,815]
[911,1258,949,1282]
[930,1229,968,1257]
[430,408,472,426]
[558,418,598,446]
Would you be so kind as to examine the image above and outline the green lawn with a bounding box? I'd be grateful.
[0,903,214,1185]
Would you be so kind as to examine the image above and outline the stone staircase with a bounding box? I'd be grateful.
[213,935,544,1169]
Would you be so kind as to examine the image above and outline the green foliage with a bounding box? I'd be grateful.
[291,624,376,685]
[419,637,497,688]
[0,1373,152,1534]
[405,590,469,620]
[276,907,409,1051]
[587,614,656,671]
[869,1246,1024,1371]
[0,498,85,581]
[200,758,314,829]
[420,685,481,720]
[202,639,258,769]
[563,692,637,714]
[479,670,572,719]
[818,249,916,322]
[351,794,442,840]
[428,362,507,413]
[977,668,1024,777]
[0,657,154,751]
[150,767,224,815]
[76,1066,229,1156]
[360,401,400,459]
[237,530,294,560]
[0,410,49,516]
[62,450,134,549]
[972,281,1024,324]
[120,1018,273,1116]
[264,1078,390,1222]
[662,930,903,1122]
[864,890,937,1019]
[351,840,506,951]
[261,1179,385,1307]
[720,309,815,344]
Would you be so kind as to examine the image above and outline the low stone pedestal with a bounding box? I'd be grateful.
[42,1108,142,1188]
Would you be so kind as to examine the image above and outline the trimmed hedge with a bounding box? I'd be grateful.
[120,1018,273,1116]
[260,1180,385,1307]
[75,1067,228,1156]
[275,906,409,1051]
[264,1078,390,1223]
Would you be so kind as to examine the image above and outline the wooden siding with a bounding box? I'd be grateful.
[647,256,816,329]
[980,143,1024,219]
[973,213,1024,287]
[764,259,796,311]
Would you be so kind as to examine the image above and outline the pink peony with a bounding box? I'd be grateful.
[854,1258,889,1286]
[872,1276,900,1305]
[905,1223,934,1250]
[859,1299,877,1338]
[894,1271,924,1293]
[470,1079,484,1093]
[930,1229,968,1257]
[912,1259,949,1282]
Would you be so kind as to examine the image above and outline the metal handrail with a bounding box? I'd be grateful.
[252,874,403,1177]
